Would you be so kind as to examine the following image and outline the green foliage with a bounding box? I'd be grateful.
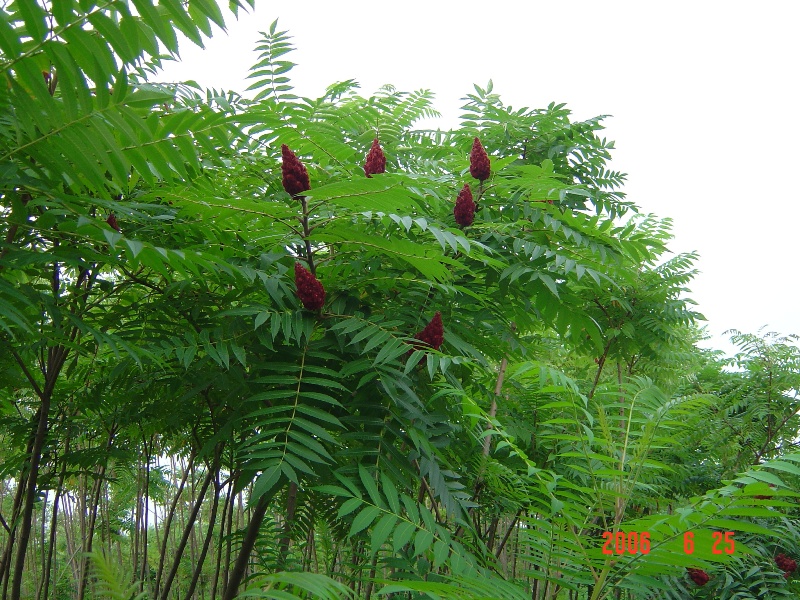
[1,4,799,600]
[87,551,148,600]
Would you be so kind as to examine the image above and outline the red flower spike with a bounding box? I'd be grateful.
[776,554,797,575]
[469,137,491,181]
[294,263,325,310]
[281,144,310,196]
[454,183,476,227]
[414,312,444,351]
[364,138,386,177]
[687,568,709,586]
[106,213,120,232]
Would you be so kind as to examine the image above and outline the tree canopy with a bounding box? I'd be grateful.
[1,2,799,599]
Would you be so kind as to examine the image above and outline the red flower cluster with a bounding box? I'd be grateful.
[413,312,444,351]
[776,554,797,578]
[106,213,120,232]
[454,184,476,227]
[281,144,310,196]
[364,138,386,177]
[294,263,325,310]
[469,137,491,181]
[687,568,709,586]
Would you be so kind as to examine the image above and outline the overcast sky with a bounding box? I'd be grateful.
[158,1,800,356]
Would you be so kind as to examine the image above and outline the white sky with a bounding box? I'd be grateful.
[158,1,800,356]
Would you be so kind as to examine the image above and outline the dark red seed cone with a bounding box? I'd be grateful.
[414,312,444,351]
[469,137,491,181]
[454,183,476,227]
[106,213,120,232]
[364,138,386,177]
[776,554,797,574]
[687,568,709,586]
[281,144,310,196]
[294,263,325,310]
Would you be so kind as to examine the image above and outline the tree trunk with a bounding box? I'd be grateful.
[183,476,221,600]
[11,387,53,600]
[222,494,270,600]
[0,465,28,597]
[77,428,115,600]
[278,482,299,564]
[211,477,234,600]
[38,431,70,600]
[155,451,195,597]
[160,465,215,600]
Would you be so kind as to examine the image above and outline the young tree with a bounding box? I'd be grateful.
[1,4,798,600]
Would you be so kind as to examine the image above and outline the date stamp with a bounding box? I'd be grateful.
[601,531,735,555]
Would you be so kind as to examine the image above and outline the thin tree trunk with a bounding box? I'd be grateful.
[455,355,510,543]
[189,461,198,599]
[77,427,115,600]
[27,505,40,599]
[483,357,509,457]
[38,432,70,600]
[62,494,80,587]
[363,553,380,600]
[495,509,522,559]
[155,451,195,597]
[11,390,52,600]
[278,482,299,563]
[38,491,47,593]
[139,435,152,591]
[132,458,141,586]
[486,516,500,552]
[160,466,215,600]
[588,338,614,400]
[222,494,270,600]
[222,489,239,595]
[211,477,233,600]
[11,330,77,600]
[0,466,27,597]
[183,476,221,600]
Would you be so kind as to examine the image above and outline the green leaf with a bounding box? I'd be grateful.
[349,506,381,537]
[393,521,416,553]
[359,465,383,508]
[370,513,397,555]
[338,497,363,519]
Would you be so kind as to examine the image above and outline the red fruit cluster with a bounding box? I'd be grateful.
[106,213,120,232]
[687,568,709,586]
[776,553,797,577]
[364,138,386,177]
[454,183,476,227]
[294,263,325,310]
[469,137,491,181]
[413,312,444,351]
[281,144,310,196]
